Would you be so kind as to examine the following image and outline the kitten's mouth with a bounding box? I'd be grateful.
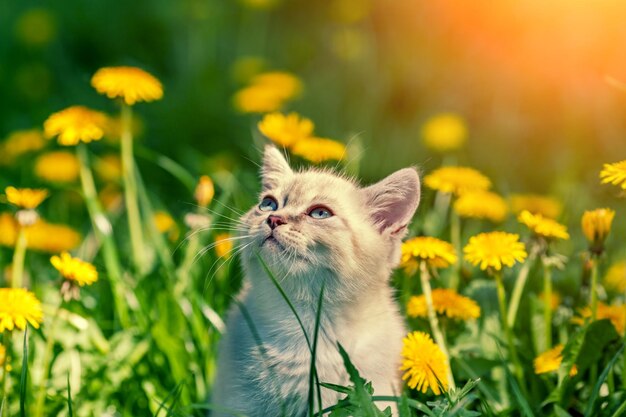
[262,234,284,249]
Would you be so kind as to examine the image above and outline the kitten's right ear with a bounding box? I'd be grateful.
[262,145,292,190]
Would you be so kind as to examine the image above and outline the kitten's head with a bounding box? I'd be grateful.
[240,146,420,301]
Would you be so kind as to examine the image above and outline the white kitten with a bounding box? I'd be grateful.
[211,146,420,416]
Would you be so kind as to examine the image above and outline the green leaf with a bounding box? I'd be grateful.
[553,405,573,417]
[575,319,620,372]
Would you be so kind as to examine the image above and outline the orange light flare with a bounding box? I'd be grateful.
[373,0,626,94]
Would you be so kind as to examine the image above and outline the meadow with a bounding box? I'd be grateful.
[1,1,626,416]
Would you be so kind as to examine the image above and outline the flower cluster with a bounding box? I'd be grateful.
[407,288,480,320]
[257,112,346,163]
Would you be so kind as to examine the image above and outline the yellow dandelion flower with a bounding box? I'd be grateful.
[15,8,57,47]
[290,138,346,163]
[91,66,163,105]
[215,233,234,259]
[464,231,527,271]
[233,85,285,113]
[424,166,491,196]
[518,210,569,240]
[0,288,44,332]
[0,343,5,367]
[195,175,215,207]
[34,151,80,183]
[4,187,48,210]
[0,129,46,165]
[582,208,615,251]
[98,184,123,212]
[239,0,281,10]
[154,211,175,233]
[534,345,577,376]
[510,194,562,219]
[421,113,468,153]
[453,191,508,223]
[600,160,626,190]
[95,154,123,182]
[407,288,480,320]
[44,106,109,146]
[50,252,98,286]
[604,261,626,293]
[575,303,626,336]
[251,71,302,99]
[233,71,302,113]
[258,112,314,147]
[401,237,457,273]
[539,291,561,311]
[153,211,179,241]
[0,213,81,253]
[400,331,448,395]
[329,0,371,24]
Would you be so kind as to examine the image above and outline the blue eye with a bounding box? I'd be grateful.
[259,196,278,212]
[308,205,333,219]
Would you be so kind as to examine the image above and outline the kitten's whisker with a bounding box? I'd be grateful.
[202,241,252,295]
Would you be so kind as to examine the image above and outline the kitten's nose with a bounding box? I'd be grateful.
[267,215,286,230]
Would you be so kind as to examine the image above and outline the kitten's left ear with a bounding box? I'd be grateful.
[262,145,293,190]
[362,167,420,237]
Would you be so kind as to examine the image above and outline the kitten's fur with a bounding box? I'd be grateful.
[212,146,420,416]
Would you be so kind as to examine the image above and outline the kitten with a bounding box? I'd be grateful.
[211,146,420,416]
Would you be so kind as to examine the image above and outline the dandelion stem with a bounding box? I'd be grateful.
[590,256,599,320]
[494,270,525,391]
[507,248,537,328]
[11,227,27,289]
[33,304,61,417]
[419,262,456,390]
[77,144,131,328]
[449,209,462,291]
[542,259,553,349]
[121,104,148,275]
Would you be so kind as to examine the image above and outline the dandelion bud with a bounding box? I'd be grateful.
[194,175,215,207]
[581,208,615,254]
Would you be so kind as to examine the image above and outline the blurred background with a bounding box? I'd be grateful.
[2,0,626,196]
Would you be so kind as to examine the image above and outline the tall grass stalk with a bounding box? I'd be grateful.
[542,260,552,349]
[33,304,62,417]
[77,144,131,328]
[449,210,461,291]
[589,257,599,320]
[419,262,456,390]
[494,270,525,392]
[507,249,537,328]
[120,104,148,275]
[10,227,27,289]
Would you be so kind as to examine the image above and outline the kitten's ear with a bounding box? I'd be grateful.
[262,145,292,190]
[362,167,420,237]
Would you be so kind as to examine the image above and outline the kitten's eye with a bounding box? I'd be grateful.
[308,205,333,219]
[259,196,278,212]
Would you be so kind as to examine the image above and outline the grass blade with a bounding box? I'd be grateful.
[584,343,625,417]
[19,330,28,417]
[66,374,73,417]
[309,280,325,417]
[254,252,312,350]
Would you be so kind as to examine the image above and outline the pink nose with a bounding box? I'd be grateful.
[267,215,286,229]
